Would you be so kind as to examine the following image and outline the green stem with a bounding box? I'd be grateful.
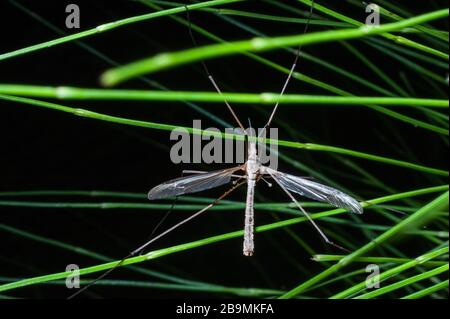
[297,0,449,60]
[0,94,447,176]
[0,0,244,62]
[331,247,448,299]
[0,223,234,288]
[0,85,447,108]
[313,255,448,267]
[143,1,448,136]
[354,263,449,299]
[101,9,449,85]
[0,276,283,297]
[0,186,447,293]
[401,280,449,299]
[279,191,449,299]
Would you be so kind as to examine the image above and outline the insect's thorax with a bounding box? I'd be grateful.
[246,141,260,179]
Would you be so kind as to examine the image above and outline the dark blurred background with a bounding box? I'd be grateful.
[0,0,448,298]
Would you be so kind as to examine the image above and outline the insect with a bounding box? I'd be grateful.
[146,2,363,256]
[147,130,363,256]
[69,1,361,298]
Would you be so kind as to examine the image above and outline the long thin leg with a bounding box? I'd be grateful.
[131,179,247,255]
[259,1,315,137]
[134,198,178,256]
[185,6,246,132]
[268,172,350,253]
[207,74,246,132]
[68,180,247,299]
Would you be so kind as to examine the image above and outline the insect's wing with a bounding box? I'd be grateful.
[264,167,363,214]
[148,167,242,200]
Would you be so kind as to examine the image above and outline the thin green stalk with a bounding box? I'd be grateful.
[304,268,369,293]
[142,1,448,136]
[313,255,448,267]
[296,0,449,60]
[0,0,244,62]
[0,200,316,214]
[0,186,447,293]
[341,42,407,96]
[332,223,448,241]
[0,85,447,108]
[401,280,449,299]
[0,223,216,288]
[346,0,448,43]
[9,0,450,137]
[279,191,449,299]
[367,37,449,70]
[8,0,365,210]
[354,263,449,299]
[330,247,448,299]
[0,190,146,199]
[367,39,448,85]
[0,190,268,206]
[217,2,417,98]
[14,0,235,129]
[3,83,449,136]
[0,276,283,297]
[0,94,447,176]
[100,9,449,85]
[163,0,449,117]
[148,0,347,27]
[204,8,350,27]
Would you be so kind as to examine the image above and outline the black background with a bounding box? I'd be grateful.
[0,0,448,299]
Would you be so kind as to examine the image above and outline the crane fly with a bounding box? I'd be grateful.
[69,0,362,298]
[146,1,363,256]
[147,129,362,256]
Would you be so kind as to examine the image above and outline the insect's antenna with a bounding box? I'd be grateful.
[185,6,246,133]
[269,171,351,253]
[259,1,315,138]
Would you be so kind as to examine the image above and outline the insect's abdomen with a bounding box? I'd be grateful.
[243,178,255,256]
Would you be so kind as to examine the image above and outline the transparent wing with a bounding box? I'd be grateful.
[148,167,242,200]
[264,167,363,214]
